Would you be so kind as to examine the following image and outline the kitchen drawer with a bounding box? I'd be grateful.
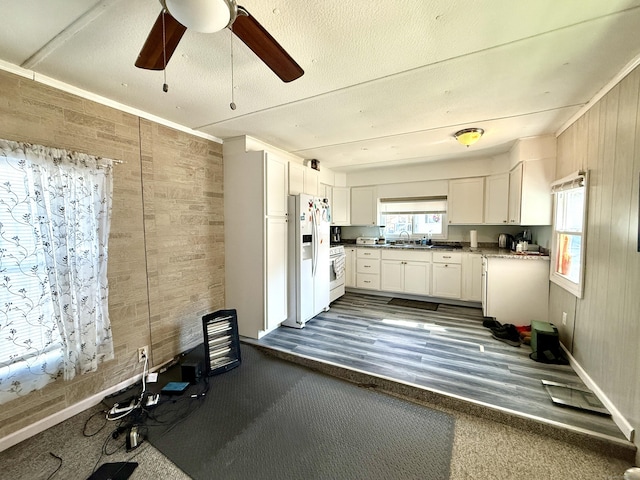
[357,258,380,274]
[357,273,380,290]
[381,249,432,262]
[432,251,462,264]
[357,248,381,259]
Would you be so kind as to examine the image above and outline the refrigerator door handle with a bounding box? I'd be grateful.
[311,210,317,277]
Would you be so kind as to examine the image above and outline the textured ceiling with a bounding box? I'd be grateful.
[1,0,640,171]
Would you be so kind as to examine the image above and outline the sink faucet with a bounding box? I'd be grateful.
[399,231,411,244]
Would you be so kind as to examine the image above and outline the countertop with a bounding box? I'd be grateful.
[342,243,550,260]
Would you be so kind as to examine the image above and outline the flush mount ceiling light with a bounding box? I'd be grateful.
[454,128,484,147]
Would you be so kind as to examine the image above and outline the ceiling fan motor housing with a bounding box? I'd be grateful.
[164,0,237,33]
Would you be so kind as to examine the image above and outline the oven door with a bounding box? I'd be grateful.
[329,253,346,302]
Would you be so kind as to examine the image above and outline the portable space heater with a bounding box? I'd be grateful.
[530,320,561,363]
[202,309,241,375]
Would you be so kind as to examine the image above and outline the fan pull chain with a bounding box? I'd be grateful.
[229,28,236,110]
[162,10,168,93]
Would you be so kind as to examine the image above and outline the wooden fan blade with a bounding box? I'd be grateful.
[232,7,304,82]
[135,10,187,70]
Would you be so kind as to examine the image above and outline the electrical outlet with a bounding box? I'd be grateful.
[562,312,567,326]
[138,346,148,363]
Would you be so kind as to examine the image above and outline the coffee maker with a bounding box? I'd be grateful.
[331,226,342,244]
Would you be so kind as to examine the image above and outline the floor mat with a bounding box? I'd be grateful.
[388,297,439,311]
[146,345,454,480]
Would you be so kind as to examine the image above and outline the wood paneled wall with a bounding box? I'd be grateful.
[0,69,224,439]
[553,66,640,450]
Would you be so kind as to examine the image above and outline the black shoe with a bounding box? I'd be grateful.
[491,324,521,347]
[482,318,501,329]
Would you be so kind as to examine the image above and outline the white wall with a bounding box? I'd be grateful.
[550,65,640,449]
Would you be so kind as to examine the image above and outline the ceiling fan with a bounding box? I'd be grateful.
[135,0,304,82]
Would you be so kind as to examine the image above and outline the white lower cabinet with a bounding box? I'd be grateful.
[483,256,550,325]
[353,248,485,304]
[356,248,380,290]
[462,253,483,302]
[432,251,462,299]
[380,260,403,291]
[403,262,431,295]
[265,217,288,330]
[345,247,356,287]
[380,250,431,295]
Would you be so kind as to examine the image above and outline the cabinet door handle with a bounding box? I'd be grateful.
[364,280,371,284]
[443,256,451,259]
[364,265,371,268]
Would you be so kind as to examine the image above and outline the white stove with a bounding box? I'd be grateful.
[329,245,346,302]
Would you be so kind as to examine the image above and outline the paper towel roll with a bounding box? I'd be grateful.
[470,230,478,249]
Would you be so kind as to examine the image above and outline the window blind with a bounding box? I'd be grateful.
[379,196,447,214]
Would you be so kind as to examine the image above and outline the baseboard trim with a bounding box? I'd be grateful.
[0,373,143,453]
[560,343,635,442]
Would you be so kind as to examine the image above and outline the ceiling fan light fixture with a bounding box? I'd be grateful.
[165,0,235,33]
[454,128,484,147]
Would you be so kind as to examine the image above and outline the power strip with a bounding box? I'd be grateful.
[108,397,139,418]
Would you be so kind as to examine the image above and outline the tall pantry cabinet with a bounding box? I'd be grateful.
[224,146,289,339]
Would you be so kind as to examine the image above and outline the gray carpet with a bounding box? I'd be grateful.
[388,297,439,311]
[147,345,455,480]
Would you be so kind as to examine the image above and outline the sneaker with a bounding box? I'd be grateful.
[491,324,521,347]
[482,318,501,329]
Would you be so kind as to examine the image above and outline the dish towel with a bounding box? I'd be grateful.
[333,255,345,278]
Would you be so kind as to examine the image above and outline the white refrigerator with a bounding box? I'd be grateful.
[283,194,330,328]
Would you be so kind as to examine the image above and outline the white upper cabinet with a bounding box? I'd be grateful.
[507,136,556,225]
[289,162,319,196]
[224,145,289,340]
[508,159,555,225]
[351,186,378,225]
[332,187,351,225]
[304,167,319,196]
[508,163,523,224]
[265,153,289,217]
[448,177,485,224]
[484,173,509,224]
[288,162,305,195]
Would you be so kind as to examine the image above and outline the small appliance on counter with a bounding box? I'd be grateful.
[356,236,379,245]
[513,230,534,251]
[498,233,514,249]
[331,226,342,244]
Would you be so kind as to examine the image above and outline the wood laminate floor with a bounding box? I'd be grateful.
[250,292,627,444]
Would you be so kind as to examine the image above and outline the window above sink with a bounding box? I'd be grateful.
[379,196,448,242]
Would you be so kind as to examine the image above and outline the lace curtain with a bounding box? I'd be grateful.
[0,139,115,404]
